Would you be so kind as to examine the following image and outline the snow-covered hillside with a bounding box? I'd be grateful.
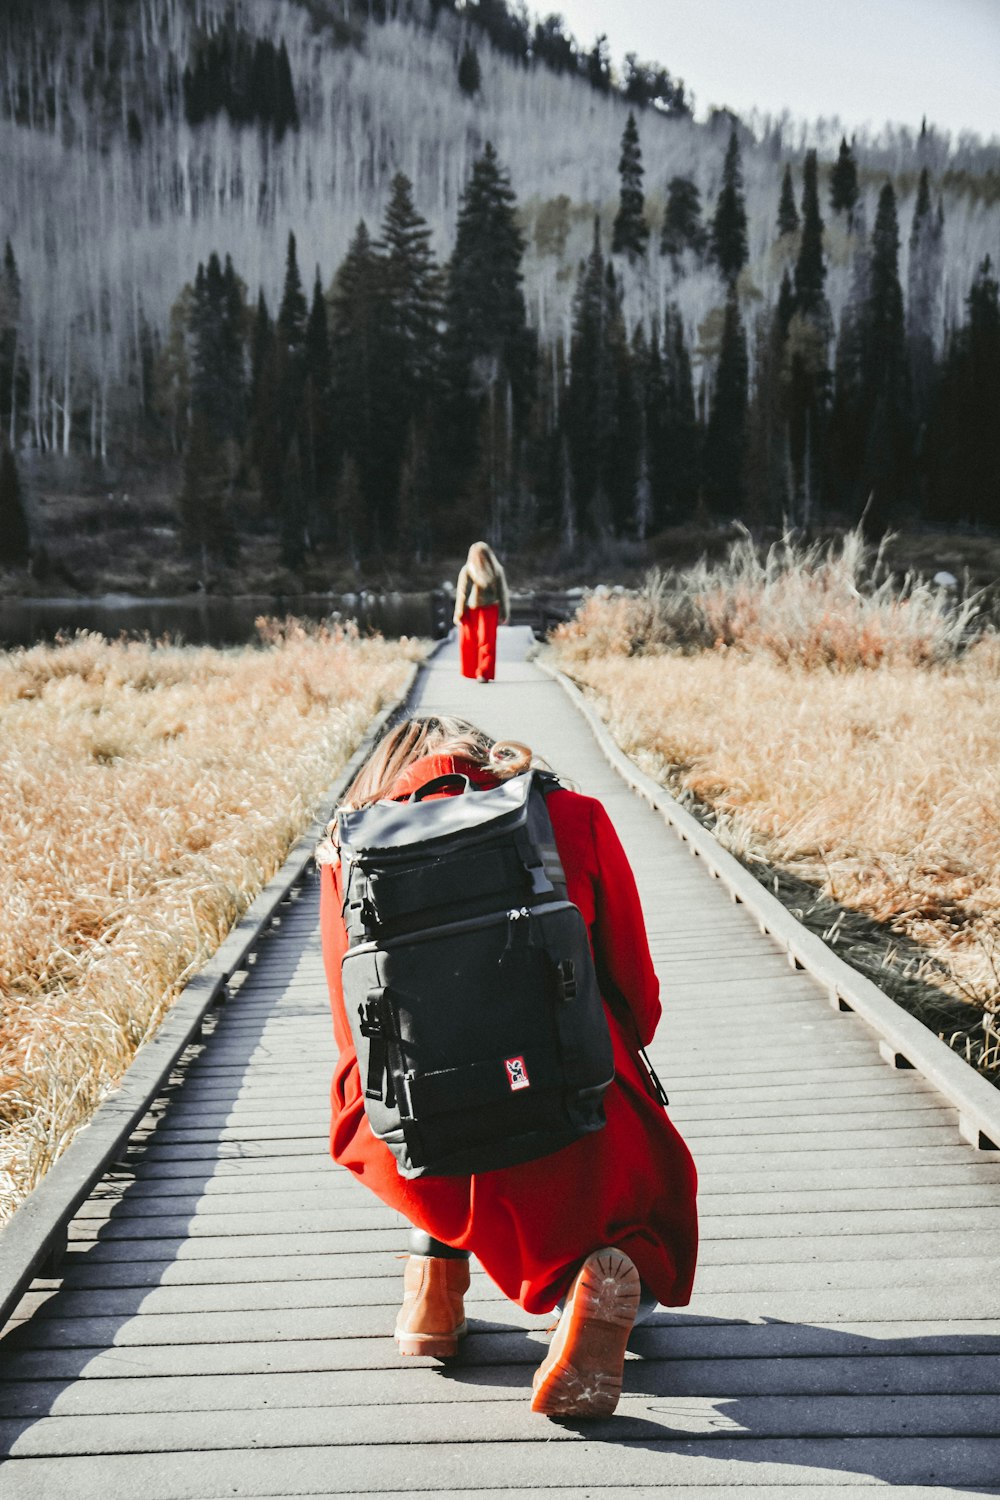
[2,0,998,457]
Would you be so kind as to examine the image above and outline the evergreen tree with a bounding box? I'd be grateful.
[443,143,535,519]
[709,129,749,284]
[178,411,238,568]
[744,305,791,525]
[272,232,311,563]
[793,150,826,318]
[654,305,699,523]
[660,176,706,262]
[586,34,612,93]
[0,241,28,444]
[786,149,830,523]
[907,168,944,430]
[277,232,309,360]
[704,290,748,513]
[829,136,860,224]
[380,173,442,393]
[611,112,649,262]
[0,444,30,565]
[860,183,912,524]
[457,42,481,95]
[330,221,389,552]
[776,163,799,238]
[189,251,246,448]
[376,173,442,540]
[445,143,532,404]
[828,205,872,512]
[565,221,631,536]
[301,269,334,534]
[927,257,1000,527]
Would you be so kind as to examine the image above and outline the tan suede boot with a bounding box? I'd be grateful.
[394,1254,471,1358]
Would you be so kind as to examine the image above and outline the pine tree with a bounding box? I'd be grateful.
[704,290,748,513]
[611,112,649,262]
[278,232,309,361]
[793,151,826,319]
[786,149,830,523]
[565,221,630,536]
[301,269,334,533]
[860,183,912,524]
[0,241,29,444]
[776,164,799,238]
[330,221,388,552]
[830,136,860,224]
[189,252,246,448]
[655,305,699,523]
[380,173,442,393]
[178,411,237,569]
[659,176,706,262]
[744,305,791,525]
[374,174,443,544]
[443,142,534,516]
[927,257,1000,527]
[457,42,481,95]
[829,205,871,512]
[445,143,532,403]
[907,168,944,430]
[709,129,749,284]
[0,444,30,565]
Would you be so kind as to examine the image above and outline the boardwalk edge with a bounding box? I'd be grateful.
[0,658,423,1331]
[540,658,1000,1157]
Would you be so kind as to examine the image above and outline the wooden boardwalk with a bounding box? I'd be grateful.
[1,628,999,1497]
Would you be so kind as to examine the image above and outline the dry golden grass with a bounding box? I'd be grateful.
[0,623,419,1222]
[550,541,1000,1080]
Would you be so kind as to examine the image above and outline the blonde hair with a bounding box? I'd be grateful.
[316,715,533,862]
[466,541,502,589]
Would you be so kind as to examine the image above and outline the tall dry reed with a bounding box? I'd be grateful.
[0,623,418,1221]
[550,533,1000,1078]
[555,527,984,669]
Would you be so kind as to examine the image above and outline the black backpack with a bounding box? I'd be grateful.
[336,769,615,1178]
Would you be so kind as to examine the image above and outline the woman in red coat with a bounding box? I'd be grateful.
[453,541,509,681]
[318,715,698,1418]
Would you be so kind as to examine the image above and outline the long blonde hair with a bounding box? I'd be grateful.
[466,541,502,589]
[317,715,533,862]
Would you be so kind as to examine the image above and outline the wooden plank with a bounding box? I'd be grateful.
[4,1353,999,1421]
[1,1437,998,1499]
[4,1318,999,1385]
[5,1391,1000,1461]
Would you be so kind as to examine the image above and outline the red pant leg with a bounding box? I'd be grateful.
[458,611,479,678]
[476,603,499,680]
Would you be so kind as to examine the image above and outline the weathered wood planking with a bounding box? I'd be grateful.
[1,626,998,1498]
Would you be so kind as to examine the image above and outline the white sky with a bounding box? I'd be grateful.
[545,0,1000,141]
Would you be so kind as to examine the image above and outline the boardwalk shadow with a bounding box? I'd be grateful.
[443,1311,1000,1493]
[0,897,339,1450]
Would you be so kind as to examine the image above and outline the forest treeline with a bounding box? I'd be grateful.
[2,116,999,570]
[1,1,999,570]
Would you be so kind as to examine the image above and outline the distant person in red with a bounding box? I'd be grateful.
[453,540,509,681]
[318,714,699,1419]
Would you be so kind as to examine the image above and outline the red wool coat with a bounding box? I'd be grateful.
[320,752,699,1315]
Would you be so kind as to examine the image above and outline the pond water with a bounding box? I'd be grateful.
[0,591,452,648]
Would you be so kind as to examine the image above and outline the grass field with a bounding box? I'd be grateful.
[0,622,418,1223]
[551,532,1000,1079]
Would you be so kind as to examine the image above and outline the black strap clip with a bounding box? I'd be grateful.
[554,958,577,1003]
[359,989,394,1105]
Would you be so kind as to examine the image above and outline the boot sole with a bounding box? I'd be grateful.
[395,1319,468,1359]
[530,1248,640,1418]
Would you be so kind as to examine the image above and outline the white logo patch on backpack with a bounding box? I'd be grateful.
[505,1055,530,1091]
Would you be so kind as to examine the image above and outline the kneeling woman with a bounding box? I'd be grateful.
[318,715,698,1418]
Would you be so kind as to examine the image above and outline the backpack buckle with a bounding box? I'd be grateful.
[358,991,383,1038]
[554,959,577,1003]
